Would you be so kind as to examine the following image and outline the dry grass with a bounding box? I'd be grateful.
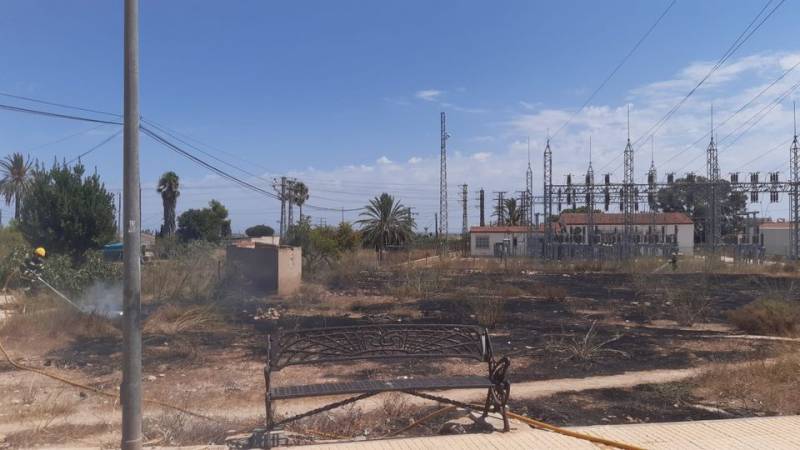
[663,279,714,326]
[142,245,222,304]
[728,298,800,336]
[143,412,254,446]
[695,350,800,414]
[469,296,506,329]
[143,304,224,335]
[538,284,568,301]
[546,321,628,363]
[286,393,433,440]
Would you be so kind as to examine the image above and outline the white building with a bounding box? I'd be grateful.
[469,225,540,257]
[759,221,794,258]
[558,212,695,255]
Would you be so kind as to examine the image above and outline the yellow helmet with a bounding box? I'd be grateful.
[34,247,46,258]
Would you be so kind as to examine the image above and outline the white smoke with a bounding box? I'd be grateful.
[79,281,123,317]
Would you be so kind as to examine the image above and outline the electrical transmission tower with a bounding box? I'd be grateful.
[648,137,658,243]
[791,102,800,260]
[526,137,534,226]
[494,191,506,225]
[439,112,449,240]
[586,137,595,246]
[622,109,635,255]
[461,184,468,236]
[706,107,721,250]
[543,139,553,257]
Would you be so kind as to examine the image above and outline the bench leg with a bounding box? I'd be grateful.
[481,387,493,418]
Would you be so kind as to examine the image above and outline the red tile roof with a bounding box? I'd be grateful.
[470,225,534,233]
[759,222,793,230]
[559,212,693,225]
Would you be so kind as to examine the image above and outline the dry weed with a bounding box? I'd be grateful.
[728,298,800,336]
[143,412,252,445]
[546,321,628,363]
[695,351,800,414]
[143,304,223,335]
[469,296,506,329]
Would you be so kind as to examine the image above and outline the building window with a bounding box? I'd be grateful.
[476,236,490,249]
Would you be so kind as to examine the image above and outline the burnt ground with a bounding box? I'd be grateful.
[510,382,765,427]
[3,267,796,446]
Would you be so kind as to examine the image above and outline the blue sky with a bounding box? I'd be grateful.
[1,1,799,232]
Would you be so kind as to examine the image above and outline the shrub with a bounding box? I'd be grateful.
[143,241,220,303]
[664,281,713,326]
[177,200,231,242]
[469,296,506,328]
[728,298,800,336]
[245,224,274,237]
[39,251,121,296]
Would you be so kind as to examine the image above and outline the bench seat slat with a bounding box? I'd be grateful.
[271,375,492,399]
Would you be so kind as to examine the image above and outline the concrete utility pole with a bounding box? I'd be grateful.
[279,176,287,238]
[461,184,468,236]
[121,0,142,448]
[478,188,485,227]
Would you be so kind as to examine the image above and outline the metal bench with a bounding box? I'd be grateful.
[263,324,511,442]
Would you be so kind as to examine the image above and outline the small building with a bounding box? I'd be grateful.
[759,221,795,258]
[469,226,540,257]
[558,212,695,255]
[226,240,302,295]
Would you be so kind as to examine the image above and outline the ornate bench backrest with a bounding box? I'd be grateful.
[270,324,490,370]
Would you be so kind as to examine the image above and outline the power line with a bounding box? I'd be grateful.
[0,92,121,118]
[632,0,784,149]
[552,0,677,139]
[67,129,124,164]
[0,102,122,125]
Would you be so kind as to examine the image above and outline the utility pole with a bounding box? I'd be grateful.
[278,176,287,238]
[478,188,485,227]
[117,192,122,239]
[791,101,799,260]
[439,112,449,240]
[121,0,142,448]
[434,213,438,241]
[461,184,468,236]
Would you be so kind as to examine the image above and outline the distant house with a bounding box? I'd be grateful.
[557,212,694,255]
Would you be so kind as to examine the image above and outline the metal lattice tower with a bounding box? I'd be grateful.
[543,138,553,256]
[706,107,721,249]
[461,184,468,236]
[495,191,506,225]
[586,137,595,245]
[439,112,449,239]
[791,102,800,260]
[526,137,534,226]
[648,137,658,243]
[622,109,635,253]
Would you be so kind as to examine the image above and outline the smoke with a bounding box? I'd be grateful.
[79,281,124,317]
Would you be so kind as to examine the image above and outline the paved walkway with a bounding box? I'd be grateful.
[296,415,800,449]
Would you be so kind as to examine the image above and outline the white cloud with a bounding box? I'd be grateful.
[415,89,443,101]
[471,152,492,161]
[376,156,392,165]
[408,156,423,164]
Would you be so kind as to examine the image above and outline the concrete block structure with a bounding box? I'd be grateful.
[226,241,302,296]
[469,225,542,257]
[558,212,694,255]
[759,221,793,258]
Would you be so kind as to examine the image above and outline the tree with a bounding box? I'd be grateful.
[245,224,275,237]
[0,153,33,221]
[177,199,231,242]
[504,198,522,225]
[157,171,180,237]
[19,162,116,258]
[356,193,415,260]
[657,176,747,243]
[291,181,309,223]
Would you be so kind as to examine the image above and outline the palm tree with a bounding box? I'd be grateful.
[292,181,309,223]
[157,171,180,237]
[356,193,415,261]
[0,153,33,221]
[504,198,521,226]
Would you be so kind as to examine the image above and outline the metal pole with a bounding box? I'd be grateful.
[121,0,142,448]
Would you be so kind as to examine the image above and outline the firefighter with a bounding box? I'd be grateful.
[21,247,46,286]
[669,250,678,271]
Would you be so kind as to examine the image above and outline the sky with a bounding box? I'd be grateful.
[1,0,799,233]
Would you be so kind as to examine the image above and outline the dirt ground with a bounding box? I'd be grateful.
[0,259,797,447]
